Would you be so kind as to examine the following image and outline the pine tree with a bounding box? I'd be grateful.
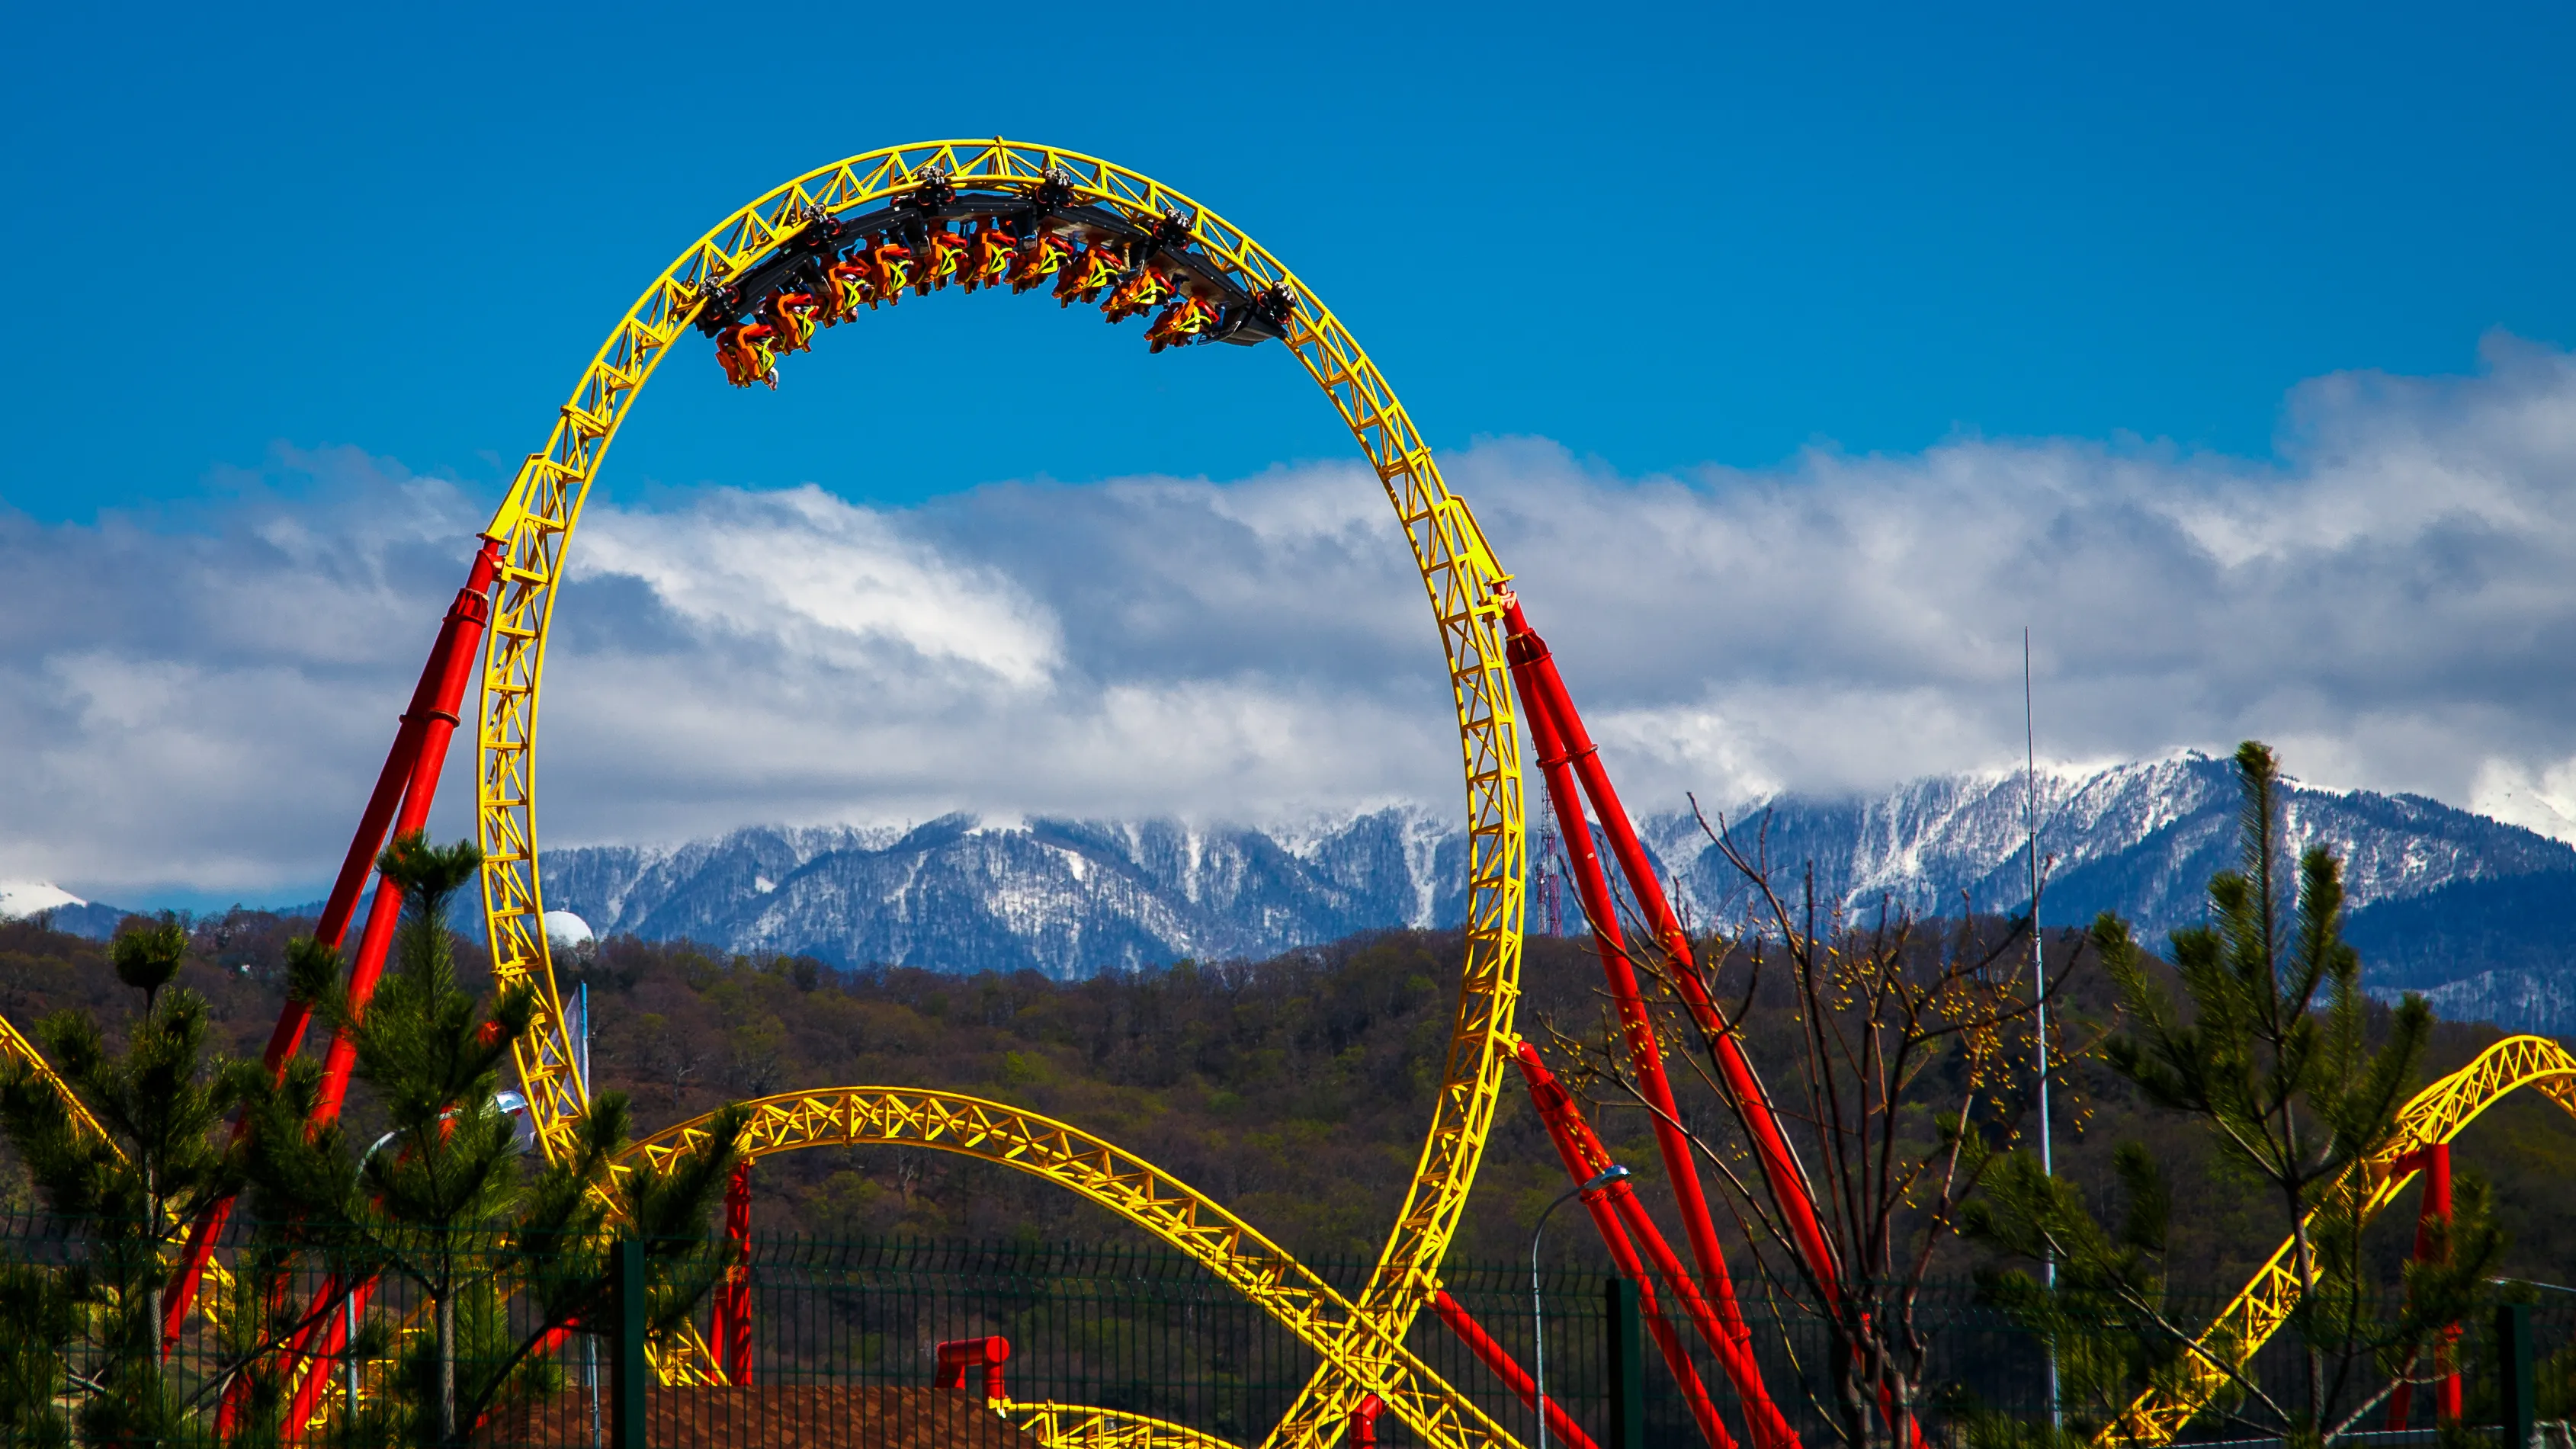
[0,913,241,1448]
[1965,742,2501,1448]
[236,834,746,1449]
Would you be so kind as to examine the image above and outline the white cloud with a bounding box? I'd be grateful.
[12,335,2576,899]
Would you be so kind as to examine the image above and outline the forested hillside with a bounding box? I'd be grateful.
[2,911,2571,1287]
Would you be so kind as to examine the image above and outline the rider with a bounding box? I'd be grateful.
[1102,264,1173,324]
[1007,231,1076,295]
[717,322,780,389]
[1054,236,1127,308]
[861,236,913,307]
[765,291,820,353]
[1146,291,1221,352]
[916,226,970,295]
[824,255,871,322]
[961,222,1018,293]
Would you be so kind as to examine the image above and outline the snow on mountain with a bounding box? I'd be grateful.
[0,880,127,937]
[536,809,1471,979]
[524,755,2576,1034]
[1649,751,2575,944]
[0,880,85,919]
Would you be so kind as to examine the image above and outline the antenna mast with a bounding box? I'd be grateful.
[2026,627,2060,1429]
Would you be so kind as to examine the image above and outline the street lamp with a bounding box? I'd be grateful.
[1532,1165,1630,1449]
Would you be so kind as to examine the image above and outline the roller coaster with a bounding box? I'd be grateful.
[5,139,2575,1449]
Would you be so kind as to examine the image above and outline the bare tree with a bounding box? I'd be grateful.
[1546,802,2084,1449]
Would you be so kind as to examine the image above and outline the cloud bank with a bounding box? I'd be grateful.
[12,335,2576,898]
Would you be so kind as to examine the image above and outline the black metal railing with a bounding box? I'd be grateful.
[1,1215,2568,1449]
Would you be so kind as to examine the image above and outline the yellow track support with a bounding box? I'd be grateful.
[1000,1399,1250,1449]
[624,1088,1516,1449]
[2101,1034,2576,1447]
[473,141,1525,1446]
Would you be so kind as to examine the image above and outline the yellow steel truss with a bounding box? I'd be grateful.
[999,1399,1250,1449]
[2100,1034,2576,1447]
[625,1088,1517,1449]
[471,140,1526,1447]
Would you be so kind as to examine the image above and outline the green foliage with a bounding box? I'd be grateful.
[229,833,751,1449]
[1966,742,2507,1448]
[0,914,245,1449]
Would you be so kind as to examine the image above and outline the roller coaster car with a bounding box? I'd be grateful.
[1008,232,1077,295]
[1146,293,1221,352]
[960,223,1019,293]
[823,258,871,323]
[1054,239,1127,308]
[716,322,779,389]
[765,292,820,353]
[915,227,971,296]
[861,239,913,308]
[1101,265,1173,325]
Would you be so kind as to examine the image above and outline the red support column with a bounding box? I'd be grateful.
[934,1337,1010,1400]
[2386,1143,2460,1428]
[310,542,502,1123]
[1518,1042,1791,1449]
[1499,591,1842,1306]
[714,1161,754,1383]
[1430,1291,1604,1449]
[1347,1393,1384,1449]
[166,540,503,1354]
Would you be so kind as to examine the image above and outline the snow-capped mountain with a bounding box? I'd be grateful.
[537,810,1469,979]
[0,880,127,937]
[529,753,2576,1037]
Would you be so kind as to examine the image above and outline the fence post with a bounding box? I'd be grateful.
[2498,1302,2534,1449]
[1607,1277,1644,1449]
[614,1239,646,1449]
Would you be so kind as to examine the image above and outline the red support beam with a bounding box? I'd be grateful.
[1503,630,1767,1351]
[1499,591,1842,1306]
[2386,1142,2461,1428]
[1347,1393,1384,1449]
[714,1161,754,1383]
[165,540,501,1356]
[1430,1290,1603,1449]
[1518,1043,1793,1449]
[1513,1043,1729,1447]
[934,1337,1010,1400]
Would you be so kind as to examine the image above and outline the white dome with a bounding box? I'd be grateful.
[541,910,594,947]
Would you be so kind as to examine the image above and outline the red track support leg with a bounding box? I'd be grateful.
[168,541,501,1358]
[2386,1143,2459,1428]
[1499,591,1842,1306]
[1518,1043,1792,1449]
[1430,1291,1603,1449]
[714,1160,754,1383]
[1514,1043,1729,1447]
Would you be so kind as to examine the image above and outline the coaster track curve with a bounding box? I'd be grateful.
[464,139,1527,1449]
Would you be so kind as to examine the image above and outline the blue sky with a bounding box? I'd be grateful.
[7,3,2572,521]
[13,3,2576,907]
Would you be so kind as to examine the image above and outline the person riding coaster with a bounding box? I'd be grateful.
[1146,291,1221,352]
[716,322,780,389]
[823,257,871,323]
[861,237,913,308]
[765,291,820,353]
[961,223,1019,293]
[1101,265,1174,324]
[1006,232,1077,295]
[915,227,970,295]
[1054,238,1127,308]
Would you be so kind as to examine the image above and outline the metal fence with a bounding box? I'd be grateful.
[1,1217,2568,1449]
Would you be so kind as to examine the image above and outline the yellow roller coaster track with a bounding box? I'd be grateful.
[624,1087,1520,1449]
[467,139,1525,1449]
[999,1399,1254,1449]
[2100,1034,2576,1447]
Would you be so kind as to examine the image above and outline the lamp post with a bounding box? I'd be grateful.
[1533,1165,1631,1449]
